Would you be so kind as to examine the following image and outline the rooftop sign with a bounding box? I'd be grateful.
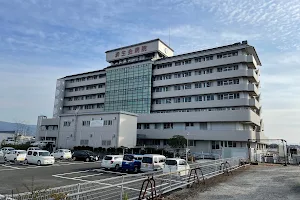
[105,39,173,62]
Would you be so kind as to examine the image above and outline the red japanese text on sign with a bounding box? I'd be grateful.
[128,49,133,55]
[141,46,147,52]
[121,50,126,56]
[135,47,140,53]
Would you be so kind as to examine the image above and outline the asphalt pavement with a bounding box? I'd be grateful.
[0,160,117,195]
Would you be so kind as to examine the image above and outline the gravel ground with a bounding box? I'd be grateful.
[165,164,300,200]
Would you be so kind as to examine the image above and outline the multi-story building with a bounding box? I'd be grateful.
[37,38,266,153]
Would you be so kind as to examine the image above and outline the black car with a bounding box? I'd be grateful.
[72,150,99,162]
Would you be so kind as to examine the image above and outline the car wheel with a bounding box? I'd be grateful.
[85,157,90,162]
[60,156,63,160]
[4,157,7,161]
[14,158,17,164]
[24,159,28,165]
[37,160,41,166]
[72,157,76,161]
[115,164,120,171]
[134,166,138,173]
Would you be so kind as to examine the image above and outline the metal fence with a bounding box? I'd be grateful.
[2,157,246,200]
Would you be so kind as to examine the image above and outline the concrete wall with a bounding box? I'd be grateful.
[138,109,260,125]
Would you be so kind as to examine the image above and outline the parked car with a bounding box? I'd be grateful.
[101,155,123,170]
[141,154,166,172]
[121,154,143,173]
[1,147,15,155]
[0,151,4,164]
[25,150,55,166]
[4,150,27,163]
[72,150,99,162]
[162,158,190,176]
[27,147,41,151]
[51,149,72,160]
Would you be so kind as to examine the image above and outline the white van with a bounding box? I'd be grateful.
[140,154,166,172]
[25,150,55,166]
[162,158,190,176]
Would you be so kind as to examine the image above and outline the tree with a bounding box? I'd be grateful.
[168,135,187,157]
[168,135,187,149]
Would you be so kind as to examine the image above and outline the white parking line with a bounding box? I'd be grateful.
[55,170,90,176]
[73,173,104,179]
[0,164,21,169]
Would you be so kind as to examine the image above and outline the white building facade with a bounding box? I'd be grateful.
[37,39,265,153]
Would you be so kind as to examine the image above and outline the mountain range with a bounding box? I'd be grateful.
[0,121,36,136]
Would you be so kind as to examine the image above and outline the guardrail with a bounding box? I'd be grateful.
[2,157,246,200]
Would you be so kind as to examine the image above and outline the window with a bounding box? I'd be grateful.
[184,97,191,102]
[102,140,107,146]
[184,60,191,64]
[217,55,222,59]
[182,71,191,77]
[199,122,207,130]
[143,124,150,129]
[174,73,181,78]
[137,124,141,129]
[104,120,113,126]
[217,81,223,86]
[27,151,32,155]
[174,97,181,103]
[175,61,181,66]
[184,84,192,89]
[185,122,194,127]
[195,70,201,75]
[165,98,172,104]
[206,95,214,101]
[228,141,233,147]
[233,65,239,70]
[234,79,239,84]
[163,123,173,129]
[80,140,89,146]
[155,124,160,129]
[195,96,202,101]
[174,85,181,90]
[82,121,90,126]
[33,152,38,156]
[195,58,201,62]
[195,82,202,88]
[63,121,71,126]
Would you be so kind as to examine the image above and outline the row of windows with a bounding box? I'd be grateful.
[66,103,104,111]
[67,74,105,83]
[153,65,239,81]
[63,119,113,127]
[106,87,150,95]
[154,51,239,69]
[152,93,240,104]
[212,141,238,149]
[67,93,105,101]
[151,106,256,114]
[67,84,105,92]
[106,64,150,74]
[153,78,239,92]
[137,122,208,130]
[106,75,151,84]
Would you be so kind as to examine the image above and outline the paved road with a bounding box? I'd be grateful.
[0,160,118,195]
[183,164,300,200]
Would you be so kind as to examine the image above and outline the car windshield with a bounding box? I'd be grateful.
[123,155,134,161]
[39,152,50,156]
[17,151,26,154]
[63,150,70,153]
[142,157,153,164]
[104,156,112,160]
[84,151,94,155]
[165,160,177,165]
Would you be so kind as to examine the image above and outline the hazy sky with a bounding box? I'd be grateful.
[0,0,299,143]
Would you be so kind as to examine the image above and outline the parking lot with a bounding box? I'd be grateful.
[0,160,125,195]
